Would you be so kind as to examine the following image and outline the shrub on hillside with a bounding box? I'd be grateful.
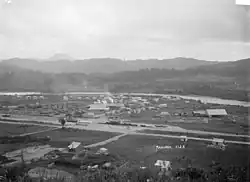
[0,164,249,182]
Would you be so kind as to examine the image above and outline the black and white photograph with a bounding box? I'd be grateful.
[0,0,249,181]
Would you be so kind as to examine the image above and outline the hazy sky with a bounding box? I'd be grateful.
[0,0,250,61]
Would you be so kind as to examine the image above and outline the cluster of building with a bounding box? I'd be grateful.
[85,94,229,126]
[1,92,229,119]
[0,93,231,129]
[208,138,226,151]
[192,109,228,118]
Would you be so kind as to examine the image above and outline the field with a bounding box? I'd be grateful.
[0,123,52,137]
[0,122,119,153]
[0,143,28,155]
[121,110,248,134]
[30,128,120,148]
[120,98,249,135]
[166,121,249,135]
[0,114,61,124]
[139,129,250,142]
[0,123,55,154]
[1,125,121,166]
[99,135,250,170]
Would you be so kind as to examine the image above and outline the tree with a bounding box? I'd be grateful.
[19,124,29,133]
[59,118,66,129]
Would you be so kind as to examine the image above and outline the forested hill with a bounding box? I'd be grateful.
[99,58,250,82]
[96,58,249,101]
[0,64,88,92]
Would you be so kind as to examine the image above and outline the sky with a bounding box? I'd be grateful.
[0,0,250,61]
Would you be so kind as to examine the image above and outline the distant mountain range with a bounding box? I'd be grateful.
[0,56,217,74]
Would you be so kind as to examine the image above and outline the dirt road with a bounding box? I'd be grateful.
[1,120,250,145]
[84,133,128,148]
[18,127,59,137]
[142,126,250,138]
[132,133,250,145]
[2,116,249,138]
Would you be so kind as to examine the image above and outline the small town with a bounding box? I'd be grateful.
[0,92,249,181]
[0,0,249,181]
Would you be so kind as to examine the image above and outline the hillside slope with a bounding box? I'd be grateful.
[1,57,216,74]
[0,63,88,92]
[102,58,249,81]
[97,58,250,101]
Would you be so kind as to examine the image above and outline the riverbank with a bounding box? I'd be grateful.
[154,90,249,103]
[120,92,250,107]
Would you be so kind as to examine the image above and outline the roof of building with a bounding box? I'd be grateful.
[180,135,187,138]
[100,147,108,151]
[78,120,92,123]
[206,109,227,116]
[160,112,170,115]
[154,160,171,168]
[212,138,225,143]
[88,103,108,110]
[68,141,81,149]
[192,110,207,114]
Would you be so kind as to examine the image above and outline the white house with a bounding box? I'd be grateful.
[210,138,226,150]
[212,138,225,146]
[160,112,170,116]
[104,96,114,103]
[192,110,207,117]
[180,136,188,142]
[102,100,108,104]
[77,96,82,100]
[68,141,82,152]
[96,148,109,155]
[206,109,227,117]
[153,98,159,102]
[63,96,69,101]
[88,104,109,111]
[193,109,227,117]
[154,160,171,170]
[77,120,92,126]
[159,104,168,108]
